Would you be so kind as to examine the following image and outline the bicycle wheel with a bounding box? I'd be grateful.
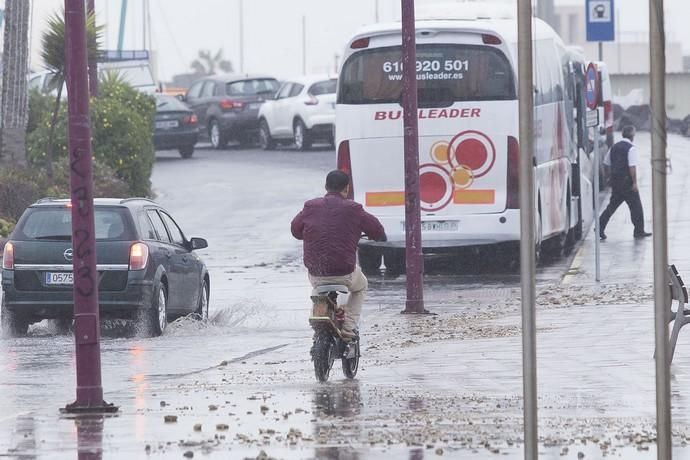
[342,338,360,379]
[311,330,336,382]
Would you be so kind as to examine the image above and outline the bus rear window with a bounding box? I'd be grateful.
[338,44,515,106]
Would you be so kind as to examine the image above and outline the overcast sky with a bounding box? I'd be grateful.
[25,0,690,82]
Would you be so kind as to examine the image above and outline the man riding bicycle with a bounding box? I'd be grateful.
[291,170,387,340]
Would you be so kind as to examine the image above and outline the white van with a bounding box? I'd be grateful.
[336,5,593,273]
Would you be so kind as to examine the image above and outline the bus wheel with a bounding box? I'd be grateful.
[383,250,405,276]
[358,247,382,275]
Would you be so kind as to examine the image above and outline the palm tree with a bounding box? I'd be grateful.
[191,49,234,76]
[0,0,31,165]
[40,9,102,178]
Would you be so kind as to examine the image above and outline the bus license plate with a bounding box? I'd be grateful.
[403,221,459,232]
[45,272,73,285]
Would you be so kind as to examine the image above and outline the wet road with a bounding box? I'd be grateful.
[3,134,690,459]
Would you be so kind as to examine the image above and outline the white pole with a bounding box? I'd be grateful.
[302,15,307,74]
[649,0,672,457]
[239,0,244,73]
[594,127,601,282]
[517,0,538,458]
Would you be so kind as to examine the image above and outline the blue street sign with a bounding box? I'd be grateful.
[586,0,615,42]
[585,63,600,110]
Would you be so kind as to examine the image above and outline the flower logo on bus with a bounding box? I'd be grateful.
[418,163,454,212]
[365,129,497,210]
[420,130,496,211]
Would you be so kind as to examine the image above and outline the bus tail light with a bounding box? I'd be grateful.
[337,140,354,199]
[2,242,14,270]
[129,243,149,271]
[506,136,520,209]
[604,100,613,129]
[350,37,370,49]
[482,34,502,45]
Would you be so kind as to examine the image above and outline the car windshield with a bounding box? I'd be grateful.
[14,206,134,241]
[156,95,189,111]
[309,79,337,96]
[338,44,515,107]
[226,78,279,97]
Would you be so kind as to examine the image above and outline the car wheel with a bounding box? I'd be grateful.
[358,247,382,275]
[293,119,312,151]
[139,281,167,337]
[209,120,227,150]
[194,278,209,320]
[384,250,405,276]
[179,146,194,159]
[1,296,29,337]
[259,120,275,150]
[54,318,73,335]
[238,133,255,149]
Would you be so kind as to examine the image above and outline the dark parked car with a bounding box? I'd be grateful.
[183,74,280,149]
[153,94,199,158]
[1,198,209,338]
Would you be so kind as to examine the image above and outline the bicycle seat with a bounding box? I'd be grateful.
[314,285,349,295]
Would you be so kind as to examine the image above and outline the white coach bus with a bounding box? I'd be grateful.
[335,4,593,273]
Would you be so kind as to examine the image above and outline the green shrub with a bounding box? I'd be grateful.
[0,217,15,238]
[28,89,55,135]
[26,78,156,197]
[0,160,129,222]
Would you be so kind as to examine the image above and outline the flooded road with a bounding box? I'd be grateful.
[3,134,690,458]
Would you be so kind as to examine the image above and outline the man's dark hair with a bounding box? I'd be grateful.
[326,170,350,192]
[622,125,636,140]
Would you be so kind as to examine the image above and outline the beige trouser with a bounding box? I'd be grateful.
[309,266,368,333]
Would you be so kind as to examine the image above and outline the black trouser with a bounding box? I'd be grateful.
[599,181,645,234]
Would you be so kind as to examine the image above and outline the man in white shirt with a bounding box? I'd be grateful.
[599,125,651,240]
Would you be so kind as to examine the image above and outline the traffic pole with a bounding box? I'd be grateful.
[400,0,426,314]
[517,0,538,458]
[239,0,244,73]
[62,0,116,414]
[649,0,672,457]
[86,0,97,97]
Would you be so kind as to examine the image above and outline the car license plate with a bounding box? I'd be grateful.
[155,120,179,129]
[248,102,261,110]
[402,221,459,232]
[45,272,73,285]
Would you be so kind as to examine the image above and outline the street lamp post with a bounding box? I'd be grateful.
[400,0,425,314]
[61,0,116,414]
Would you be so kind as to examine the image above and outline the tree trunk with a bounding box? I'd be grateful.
[46,81,64,179]
[0,0,31,165]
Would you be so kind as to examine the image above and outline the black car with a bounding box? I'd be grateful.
[1,198,209,337]
[153,94,199,158]
[183,74,280,149]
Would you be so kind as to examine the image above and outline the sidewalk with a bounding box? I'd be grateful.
[2,134,690,459]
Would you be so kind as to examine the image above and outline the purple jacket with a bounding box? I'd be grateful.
[291,193,386,276]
